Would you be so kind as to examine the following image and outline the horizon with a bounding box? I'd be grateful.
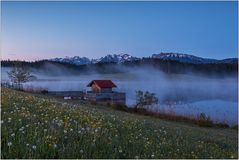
[1,52,238,62]
[1,1,238,61]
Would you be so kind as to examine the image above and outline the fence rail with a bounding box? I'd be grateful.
[1,82,23,90]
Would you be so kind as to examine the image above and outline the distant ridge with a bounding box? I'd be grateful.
[50,54,140,65]
[152,53,238,64]
[49,53,238,65]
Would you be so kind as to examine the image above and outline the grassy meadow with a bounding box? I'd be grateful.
[1,88,238,159]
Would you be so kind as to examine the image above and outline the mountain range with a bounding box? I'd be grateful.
[50,53,238,65]
[50,54,140,65]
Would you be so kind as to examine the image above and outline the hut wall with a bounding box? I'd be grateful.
[86,91,126,105]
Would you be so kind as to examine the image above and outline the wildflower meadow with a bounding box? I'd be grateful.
[1,88,238,159]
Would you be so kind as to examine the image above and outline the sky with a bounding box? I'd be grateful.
[1,1,238,61]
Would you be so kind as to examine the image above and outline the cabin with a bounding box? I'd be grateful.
[86,80,126,105]
[87,80,116,92]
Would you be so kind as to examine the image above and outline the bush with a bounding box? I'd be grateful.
[215,123,229,128]
[135,90,158,109]
[41,90,48,94]
[197,113,213,127]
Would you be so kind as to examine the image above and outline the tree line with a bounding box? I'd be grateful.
[1,58,238,77]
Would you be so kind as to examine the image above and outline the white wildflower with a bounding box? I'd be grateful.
[151,154,155,158]
[8,118,12,122]
[32,145,37,150]
[7,142,12,146]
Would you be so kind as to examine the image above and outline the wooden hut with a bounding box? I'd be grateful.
[86,80,125,105]
[87,80,117,93]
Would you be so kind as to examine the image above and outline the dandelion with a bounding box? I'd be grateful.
[32,145,37,150]
[19,127,24,131]
[151,154,155,158]
[7,142,12,147]
[8,118,12,122]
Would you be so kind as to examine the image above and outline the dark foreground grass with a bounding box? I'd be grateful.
[1,88,238,159]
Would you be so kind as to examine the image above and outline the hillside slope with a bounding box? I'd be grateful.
[1,88,238,159]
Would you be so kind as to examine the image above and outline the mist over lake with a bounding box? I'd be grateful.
[1,66,238,126]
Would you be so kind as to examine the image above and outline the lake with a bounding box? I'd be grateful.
[1,68,238,126]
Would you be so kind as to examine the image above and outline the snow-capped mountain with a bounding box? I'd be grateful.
[50,54,140,65]
[50,53,237,65]
[152,53,238,64]
[97,54,140,63]
[51,56,91,65]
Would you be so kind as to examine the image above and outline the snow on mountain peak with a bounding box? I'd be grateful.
[50,53,140,65]
[97,53,139,63]
[49,53,237,65]
[152,52,218,64]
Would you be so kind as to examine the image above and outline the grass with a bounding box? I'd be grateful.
[1,88,238,159]
[112,106,233,129]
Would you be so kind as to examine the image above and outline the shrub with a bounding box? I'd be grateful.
[135,90,158,109]
[197,113,213,127]
[215,123,229,128]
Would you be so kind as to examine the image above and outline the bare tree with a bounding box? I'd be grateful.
[7,62,36,89]
[135,90,158,109]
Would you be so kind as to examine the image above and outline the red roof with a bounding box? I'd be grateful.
[87,80,117,88]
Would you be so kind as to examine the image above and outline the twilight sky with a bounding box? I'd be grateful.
[1,1,238,61]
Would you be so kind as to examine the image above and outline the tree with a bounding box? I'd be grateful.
[7,62,36,89]
[135,90,158,109]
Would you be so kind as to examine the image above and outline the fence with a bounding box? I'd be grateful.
[86,91,126,105]
[1,82,24,90]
